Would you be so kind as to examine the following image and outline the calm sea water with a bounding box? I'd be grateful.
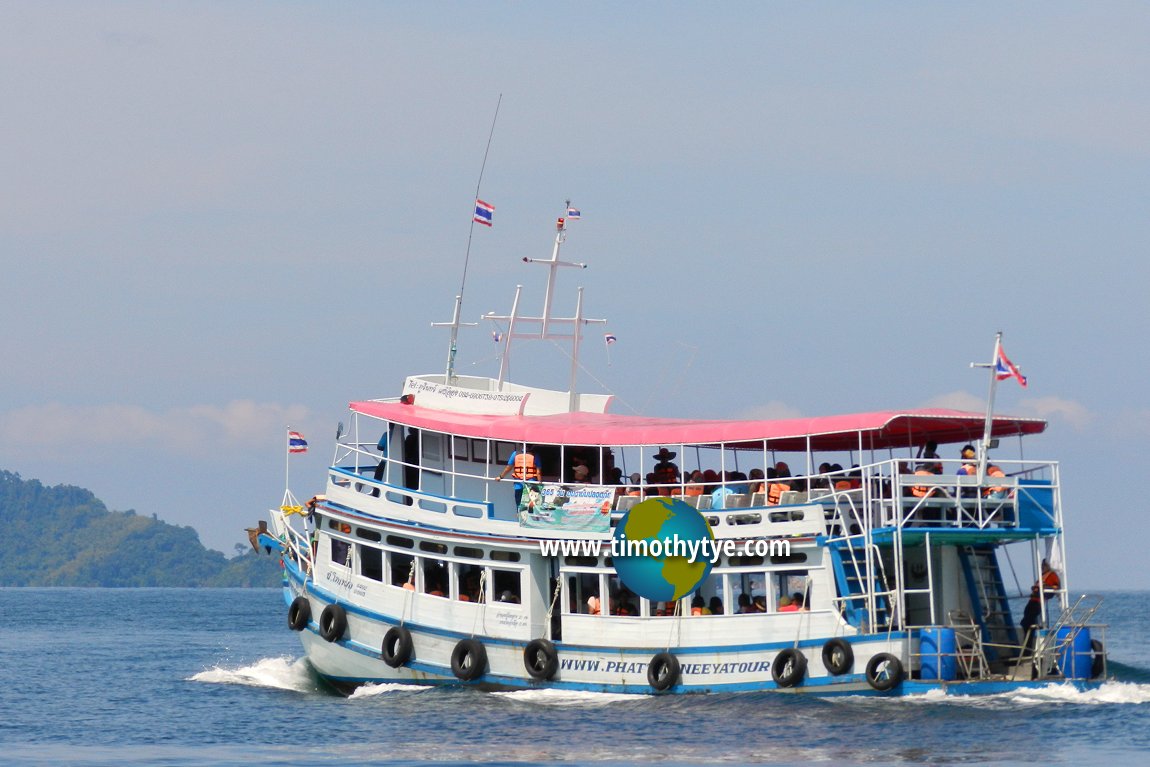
[0,588,1148,766]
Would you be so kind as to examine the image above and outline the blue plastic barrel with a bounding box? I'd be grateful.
[920,627,957,681]
[1057,626,1093,679]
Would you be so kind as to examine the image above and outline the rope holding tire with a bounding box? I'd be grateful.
[865,652,904,692]
[771,648,807,688]
[451,638,487,681]
[287,596,310,632]
[381,625,414,668]
[318,604,348,643]
[821,638,853,676]
[647,652,681,692]
[523,639,559,681]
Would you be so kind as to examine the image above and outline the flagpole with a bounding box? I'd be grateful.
[284,425,291,506]
[976,332,1003,482]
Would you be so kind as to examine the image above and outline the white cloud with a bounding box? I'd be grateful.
[922,391,986,412]
[1017,396,1093,432]
[738,401,803,421]
[0,400,312,456]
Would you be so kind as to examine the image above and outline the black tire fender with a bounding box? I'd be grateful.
[318,603,347,643]
[865,652,904,692]
[451,638,487,681]
[771,648,808,688]
[381,625,413,668]
[523,638,559,681]
[287,596,311,632]
[1090,639,1106,680]
[822,638,854,676]
[647,652,681,692]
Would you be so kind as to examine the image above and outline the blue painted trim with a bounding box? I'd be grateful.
[331,466,495,517]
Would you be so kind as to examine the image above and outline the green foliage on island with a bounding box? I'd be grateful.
[0,470,282,587]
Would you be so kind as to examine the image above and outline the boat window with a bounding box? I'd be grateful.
[390,551,415,588]
[690,572,724,616]
[566,573,603,615]
[421,432,444,462]
[456,563,484,602]
[770,552,808,565]
[422,559,448,597]
[774,570,811,612]
[606,574,638,616]
[728,554,765,567]
[652,597,681,617]
[356,527,382,542]
[451,436,469,461]
[420,541,448,554]
[470,439,489,464]
[728,572,768,614]
[386,535,414,549]
[359,545,383,581]
[330,538,351,568]
[493,441,516,465]
[564,555,597,568]
[490,550,520,562]
[453,546,484,559]
[490,568,522,605]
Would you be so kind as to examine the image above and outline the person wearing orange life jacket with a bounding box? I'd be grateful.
[767,463,793,505]
[1021,559,1061,635]
[498,446,541,506]
[984,465,1010,499]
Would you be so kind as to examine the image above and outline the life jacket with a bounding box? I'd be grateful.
[511,452,540,481]
[984,465,1008,496]
[767,482,792,505]
[912,470,934,498]
[834,480,852,491]
[1030,570,1061,602]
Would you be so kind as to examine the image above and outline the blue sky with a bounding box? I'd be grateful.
[1,3,1147,586]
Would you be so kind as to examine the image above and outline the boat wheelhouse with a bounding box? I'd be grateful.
[261,211,1106,696]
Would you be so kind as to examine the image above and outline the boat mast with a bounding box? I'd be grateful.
[970,331,1004,482]
[435,94,501,383]
[483,206,606,410]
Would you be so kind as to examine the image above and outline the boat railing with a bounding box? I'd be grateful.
[269,507,314,581]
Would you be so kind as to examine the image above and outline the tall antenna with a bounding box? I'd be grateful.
[435,94,502,383]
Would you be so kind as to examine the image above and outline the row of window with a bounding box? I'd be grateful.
[325,517,521,562]
[328,537,525,605]
[563,568,817,618]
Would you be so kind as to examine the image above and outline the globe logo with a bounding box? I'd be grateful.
[612,497,716,603]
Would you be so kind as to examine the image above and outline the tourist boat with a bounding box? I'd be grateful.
[260,208,1107,695]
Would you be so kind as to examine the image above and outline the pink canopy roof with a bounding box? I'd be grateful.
[349,400,1046,452]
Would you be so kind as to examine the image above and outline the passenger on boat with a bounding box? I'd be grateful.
[652,448,680,494]
[498,446,541,505]
[683,470,706,496]
[767,463,793,505]
[709,596,724,615]
[792,592,808,611]
[917,440,941,470]
[911,464,942,498]
[498,590,519,604]
[736,593,754,614]
[572,464,590,483]
[1021,560,1061,634]
[777,595,798,612]
[690,596,711,616]
[985,465,1010,498]
[711,476,735,509]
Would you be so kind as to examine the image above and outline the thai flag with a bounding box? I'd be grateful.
[288,431,309,454]
[492,331,502,343]
[604,333,617,346]
[566,206,581,219]
[995,346,1028,388]
[474,199,494,227]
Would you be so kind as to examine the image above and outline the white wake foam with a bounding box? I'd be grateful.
[490,688,634,706]
[348,682,434,699]
[189,656,315,692]
[836,680,1150,707]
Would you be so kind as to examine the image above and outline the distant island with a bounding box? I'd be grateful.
[0,470,280,587]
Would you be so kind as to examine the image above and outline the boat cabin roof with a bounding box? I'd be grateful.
[349,401,1046,452]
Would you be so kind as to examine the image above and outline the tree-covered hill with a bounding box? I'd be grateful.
[0,470,280,586]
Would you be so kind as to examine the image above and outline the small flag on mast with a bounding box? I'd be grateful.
[474,199,494,227]
[566,206,581,219]
[288,431,309,454]
[994,346,1028,388]
[492,331,502,343]
[604,333,617,346]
